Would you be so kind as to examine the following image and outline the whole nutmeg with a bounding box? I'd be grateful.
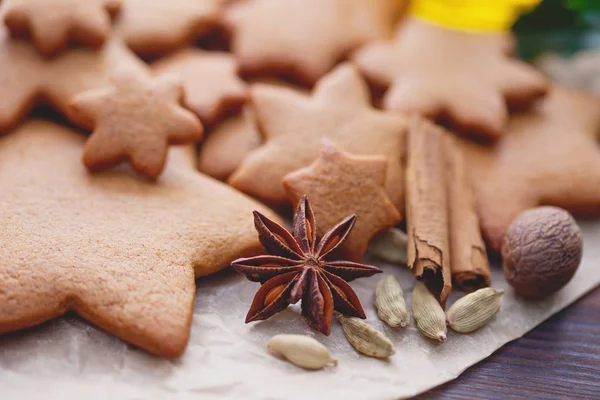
[501,206,582,299]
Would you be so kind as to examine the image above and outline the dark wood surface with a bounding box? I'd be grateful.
[418,287,600,400]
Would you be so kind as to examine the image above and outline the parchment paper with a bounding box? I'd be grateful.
[1,221,599,400]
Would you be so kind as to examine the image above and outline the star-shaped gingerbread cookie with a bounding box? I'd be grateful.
[69,69,203,179]
[353,18,549,139]
[196,79,301,181]
[225,0,401,85]
[283,140,402,261]
[0,119,279,357]
[115,0,221,57]
[2,0,121,56]
[460,86,600,251]
[198,106,261,181]
[152,49,247,126]
[228,63,408,209]
[0,28,146,133]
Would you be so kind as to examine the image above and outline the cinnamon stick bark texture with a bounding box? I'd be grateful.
[445,135,491,292]
[406,117,452,307]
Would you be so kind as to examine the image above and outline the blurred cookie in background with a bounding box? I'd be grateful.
[536,49,600,95]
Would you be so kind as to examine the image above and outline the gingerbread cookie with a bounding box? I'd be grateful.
[115,0,221,57]
[537,50,600,96]
[2,0,121,56]
[353,18,549,139]
[198,105,261,181]
[228,63,407,209]
[283,140,402,262]
[0,119,279,357]
[69,69,203,179]
[196,78,301,180]
[152,48,247,126]
[225,0,402,85]
[460,86,600,251]
[0,29,145,133]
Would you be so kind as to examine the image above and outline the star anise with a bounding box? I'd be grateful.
[232,195,382,335]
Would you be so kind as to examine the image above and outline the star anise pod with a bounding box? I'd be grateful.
[232,195,382,335]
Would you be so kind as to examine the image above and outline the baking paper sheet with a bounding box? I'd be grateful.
[1,221,599,400]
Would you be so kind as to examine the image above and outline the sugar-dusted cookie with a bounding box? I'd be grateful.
[2,0,121,56]
[69,69,203,179]
[0,29,145,133]
[153,49,247,126]
[225,0,402,85]
[353,18,548,139]
[115,0,221,57]
[0,120,279,357]
[198,106,261,181]
[228,63,407,209]
[283,140,402,262]
[460,87,600,251]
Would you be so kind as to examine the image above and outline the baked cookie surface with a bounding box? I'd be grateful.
[0,120,277,357]
[0,28,145,133]
[225,0,401,85]
[228,63,407,209]
[2,0,121,56]
[461,87,600,251]
[354,18,548,139]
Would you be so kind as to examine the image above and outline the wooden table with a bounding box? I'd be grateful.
[419,287,600,399]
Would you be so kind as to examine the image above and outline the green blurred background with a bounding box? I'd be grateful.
[515,0,600,58]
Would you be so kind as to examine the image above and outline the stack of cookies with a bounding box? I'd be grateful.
[1,0,599,357]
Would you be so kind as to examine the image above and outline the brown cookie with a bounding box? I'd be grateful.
[115,0,221,57]
[2,0,121,56]
[460,86,600,252]
[69,69,203,179]
[536,50,600,96]
[198,105,261,181]
[353,18,549,139]
[283,140,402,262]
[228,63,407,209]
[152,48,248,126]
[0,119,279,358]
[0,29,145,133]
[196,79,299,181]
[225,0,402,85]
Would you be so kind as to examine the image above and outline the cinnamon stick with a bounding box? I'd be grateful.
[445,135,491,292]
[406,117,452,307]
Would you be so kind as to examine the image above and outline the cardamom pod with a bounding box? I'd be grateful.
[267,334,337,370]
[375,275,410,328]
[446,287,504,333]
[368,228,408,265]
[411,281,447,342]
[337,313,395,358]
